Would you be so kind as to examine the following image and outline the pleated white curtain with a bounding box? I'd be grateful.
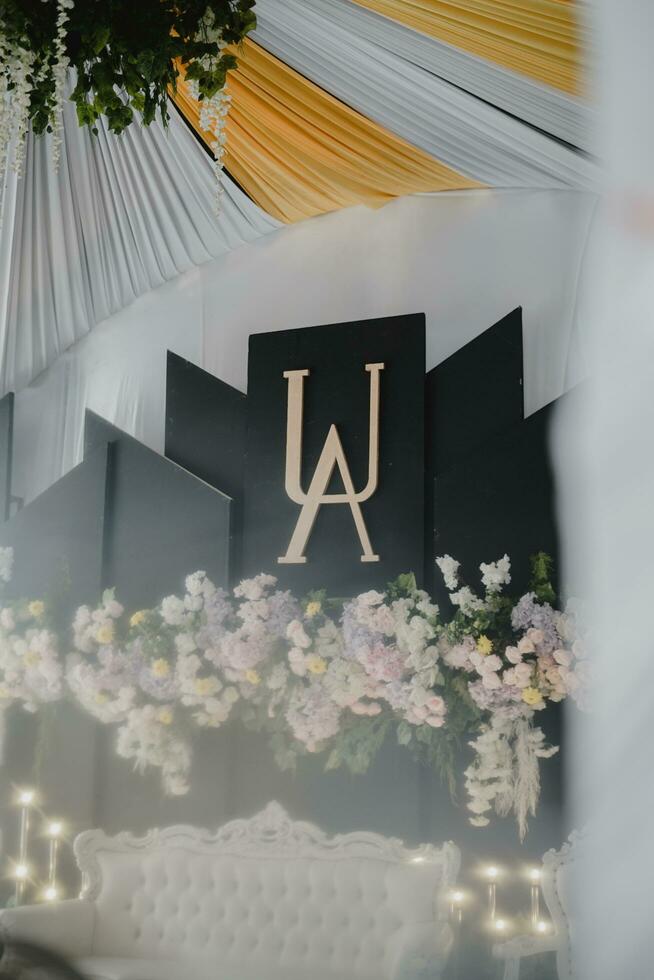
[259,0,592,150]
[0,96,279,397]
[253,0,597,189]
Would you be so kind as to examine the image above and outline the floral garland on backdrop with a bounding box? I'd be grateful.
[0,547,589,839]
[0,1,256,211]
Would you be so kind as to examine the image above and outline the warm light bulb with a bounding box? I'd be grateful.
[485,866,499,879]
[43,886,58,902]
[48,821,63,838]
[18,789,35,806]
[494,919,507,931]
[451,891,465,904]
[14,864,28,880]
[536,920,549,933]
[529,868,542,882]
[410,856,426,864]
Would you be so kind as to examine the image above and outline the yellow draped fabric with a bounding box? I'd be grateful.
[351,0,580,94]
[173,39,479,223]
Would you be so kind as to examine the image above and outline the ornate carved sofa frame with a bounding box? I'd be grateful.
[0,802,460,980]
[493,831,582,980]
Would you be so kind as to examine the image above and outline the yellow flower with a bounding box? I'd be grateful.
[306,654,327,675]
[130,610,147,628]
[522,687,545,708]
[28,600,45,619]
[476,635,493,656]
[24,652,39,667]
[94,693,108,705]
[194,677,218,697]
[157,707,173,726]
[151,658,171,678]
[245,669,261,686]
[305,601,322,619]
[95,624,114,645]
[0,685,10,699]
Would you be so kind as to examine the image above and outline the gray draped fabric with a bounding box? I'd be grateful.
[253,0,597,189]
[0,98,279,396]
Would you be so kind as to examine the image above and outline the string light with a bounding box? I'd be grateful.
[449,890,465,924]
[536,920,549,934]
[43,886,59,902]
[15,788,36,905]
[529,867,542,923]
[494,918,508,932]
[484,865,500,919]
[46,819,62,899]
[14,864,28,880]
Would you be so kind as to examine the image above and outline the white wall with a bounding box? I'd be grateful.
[12,188,597,504]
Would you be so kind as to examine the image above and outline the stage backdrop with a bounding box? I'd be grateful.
[10,188,596,506]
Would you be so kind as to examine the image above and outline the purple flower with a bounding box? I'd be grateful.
[511,594,559,651]
[469,679,524,718]
[266,590,302,638]
[341,602,377,660]
[196,588,232,648]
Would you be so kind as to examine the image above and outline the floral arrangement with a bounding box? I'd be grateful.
[0,546,589,838]
[0,1,255,208]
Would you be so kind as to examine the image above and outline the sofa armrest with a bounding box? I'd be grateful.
[493,934,558,980]
[389,921,455,980]
[0,900,95,958]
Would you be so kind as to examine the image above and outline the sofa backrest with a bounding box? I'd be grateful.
[74,802,459,979]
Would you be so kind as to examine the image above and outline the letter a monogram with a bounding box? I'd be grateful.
[277,363,384,564]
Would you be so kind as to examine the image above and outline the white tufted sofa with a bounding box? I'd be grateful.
[0,802,460,980]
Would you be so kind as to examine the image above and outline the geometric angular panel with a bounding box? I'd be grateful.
[85,411,232,608]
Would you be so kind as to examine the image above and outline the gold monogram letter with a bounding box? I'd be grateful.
[277,363,385,565]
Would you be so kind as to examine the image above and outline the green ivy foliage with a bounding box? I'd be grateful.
[1,0,256,135]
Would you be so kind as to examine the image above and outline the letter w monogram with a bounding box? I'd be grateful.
[277,363,384,564]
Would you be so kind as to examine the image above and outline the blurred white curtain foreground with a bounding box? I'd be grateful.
[556,2,654,977]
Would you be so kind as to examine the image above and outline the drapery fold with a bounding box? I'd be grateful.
[0,93,279,396]
[250,0,596,191]
[350,0,582,93]
[259,0,589,150]
[174,40,479,223]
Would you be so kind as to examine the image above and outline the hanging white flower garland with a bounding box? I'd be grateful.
[0,1,234,219]
[0,0,72,191]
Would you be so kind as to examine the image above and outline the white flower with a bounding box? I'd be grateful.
[480,554,512,594]
[0,547,14,583]
[436,555,460,591]
[357,590,386,607]
[0,607,15,631]
[184,594,203,612]
[449,587,485,616]
[234,574,276,602]
[175,633,196,656]
[160,595,186,626]
[286,620,311,650]
[185,571,215,598]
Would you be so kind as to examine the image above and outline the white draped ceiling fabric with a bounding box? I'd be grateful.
[267,0,591,151]
[0,0,599,503]
[252,0,595,185]
[0,101,278,395]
